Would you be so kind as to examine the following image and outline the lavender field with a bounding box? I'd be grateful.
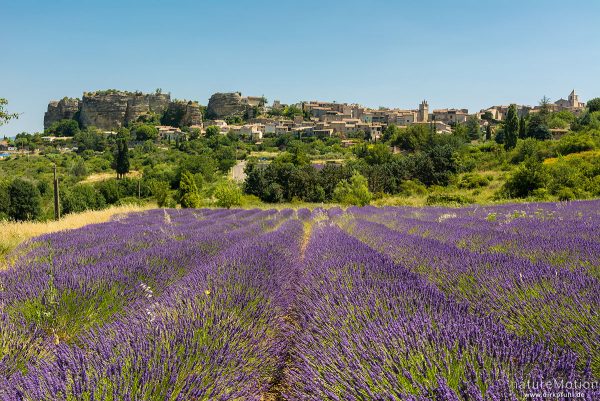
[1,202,599,400]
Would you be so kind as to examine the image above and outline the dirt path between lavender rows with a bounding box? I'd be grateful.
[260,219,313,401]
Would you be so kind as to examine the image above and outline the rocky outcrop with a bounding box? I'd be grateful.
[162,100,203,127]
[124,92,171,125]
[44,90,205,130]
[79,91,171,130]
[182,102,203,126]
[206,92,249,119]
[43,98,81,129]
[44,90,175,130]
[78,91,131,130]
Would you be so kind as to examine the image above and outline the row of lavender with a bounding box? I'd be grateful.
[286,223,594,400]
[1,201,598,400]
[0,208,303,399]
[339,201,600,377]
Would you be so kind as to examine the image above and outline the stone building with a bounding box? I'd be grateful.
[554,90,585,111]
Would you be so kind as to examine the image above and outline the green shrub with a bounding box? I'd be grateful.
[263,183,284,203]
[501,157,549,198]
[8,178,42,221]
[511,138,540,164]
[47,119,79,137]
[333,172,373,206]
[0,180,9,219]
[557,187,575,201]
[178,171,202,208]
[531,188,550,200]
[397,180,427,196]
[554,133,596,156]
[62,184,106,215]
[213,180,242,209]
[458,173,490,189]
[148,179,171,208]
[132,124,158,141]
[425,193,474,206]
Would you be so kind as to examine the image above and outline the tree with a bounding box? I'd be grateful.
[264,182,284,203]
[586,97,600,112]
[485,124,492,141]
[333,172,373,206]
[71,158,87,179]
[504,104,519,150]
[115,135,130,179]
[244,162,267,198]
[502,156,549,198]
[149,179,171,207]
[481,111,494,122]
[62,184,106,214]
[0,98,18,126]
[466,115,480,140]
[518,116,527,139]
[390,124,429,152]
[178,171,201,208]
[8,178,41,221]
[539,96,552,116]
[214,146,237,173]
[133,124,158,141]
[411,145,458,186]
[214,180,242,208]
[527,114,551,140]
[362,143,392,165]
[205,125,220,138]
[47,119,79,137]
[74,128,107,152]
[0,180,11,219]
[382,124,399,142]
[283,105,303,119]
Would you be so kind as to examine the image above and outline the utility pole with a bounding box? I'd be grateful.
[53,163,60,220]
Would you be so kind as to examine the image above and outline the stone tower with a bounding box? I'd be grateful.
[418,100,429,122]
[568,90,579,107]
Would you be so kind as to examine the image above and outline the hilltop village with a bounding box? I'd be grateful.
[35,89,587,146]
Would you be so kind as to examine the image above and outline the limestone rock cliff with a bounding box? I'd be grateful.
[124,93,171,125]
[44,90,202,130]
[163,101,203,127]
[79,91,171,130]
[206,92,248,119]
[43,98,81,129]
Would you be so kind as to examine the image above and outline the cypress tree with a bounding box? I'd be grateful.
[519,115,527,139]
[115,137,130,179]
[504,104,519,150]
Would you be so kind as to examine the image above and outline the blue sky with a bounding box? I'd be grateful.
[1,0,599,136]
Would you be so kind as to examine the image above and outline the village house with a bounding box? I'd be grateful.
[291,126,314,137]
[313,128,334,138]
[156,125,184,141]
[241,96,266,107]
[264,121,289,135]
[480,105,531,121]
[410,121,453,134]
[431,108,469,124]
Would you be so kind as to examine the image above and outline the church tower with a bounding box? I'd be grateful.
[568,90,579,107]
[418,100,429,122]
